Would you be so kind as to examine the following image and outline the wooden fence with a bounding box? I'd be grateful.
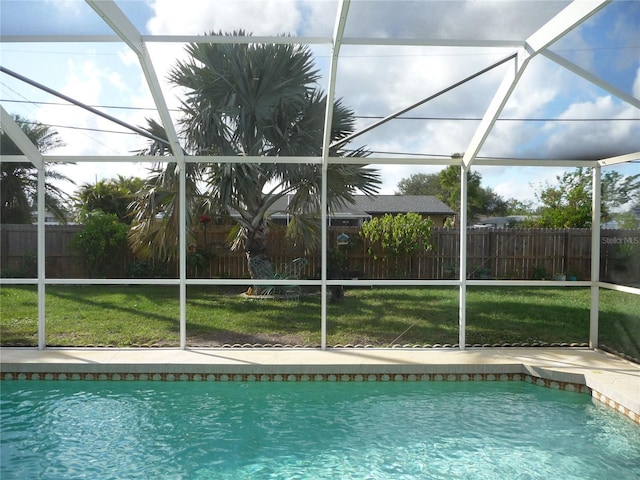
[1,224,638,283]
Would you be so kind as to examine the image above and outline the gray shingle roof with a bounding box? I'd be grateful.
[350,195,454,215]
[266,194,454,216]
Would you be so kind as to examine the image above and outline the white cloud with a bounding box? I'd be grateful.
[344,1,568,41]
[337,46,509,115]
[48,0,85,17]
[478,165,568,204]
[145,43,190,115]
[375,164,443,195]
[118,48,139,68]
[146,0,301,36]
[501,66,560,119]
[543,96,640,159]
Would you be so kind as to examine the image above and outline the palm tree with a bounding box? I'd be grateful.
[0,115,72,223]
[74,175,145,224]
[129,32,380,270]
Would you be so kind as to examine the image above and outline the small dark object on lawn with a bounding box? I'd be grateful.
[331,286,344,303]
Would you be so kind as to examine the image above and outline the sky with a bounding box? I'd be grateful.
[0,0,639,206]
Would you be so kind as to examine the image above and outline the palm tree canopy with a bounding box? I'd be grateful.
[0,115,72,223]
[74,175,145,224]
[130,32,380,263]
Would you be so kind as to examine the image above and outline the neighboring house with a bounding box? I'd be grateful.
[472,215,530,229]
[31,210,72,225]
[267,194,455,227]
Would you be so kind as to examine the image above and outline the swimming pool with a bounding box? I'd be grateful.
[1,380,638,479]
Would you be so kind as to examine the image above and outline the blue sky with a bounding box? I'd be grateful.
[1,0,638,204]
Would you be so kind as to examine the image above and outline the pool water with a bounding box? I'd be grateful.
[1,380,638,479]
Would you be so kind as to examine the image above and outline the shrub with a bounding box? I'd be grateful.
[72,211,128,277]
[0,252,37,278]
[127,259,170,278]
[360,212,433,278]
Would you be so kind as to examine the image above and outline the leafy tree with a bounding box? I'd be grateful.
[601,170,640,223]
[360,212,433,278]
[617,199,640,229]
[505,198,535,216]
[480,188,509,219]
[396,161,508,222]
[129,32,380,268]
[531,167,640,228]
[0,115,72,223]
[614,211,638,229]
[534,176,591,228]
[395,172,442,196]
[74,175,145,224]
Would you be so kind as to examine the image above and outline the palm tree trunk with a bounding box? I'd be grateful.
[245,218,269,277]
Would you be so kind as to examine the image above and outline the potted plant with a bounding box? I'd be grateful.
[553,272,566,281]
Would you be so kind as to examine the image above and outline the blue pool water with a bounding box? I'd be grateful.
[1,380,638,479]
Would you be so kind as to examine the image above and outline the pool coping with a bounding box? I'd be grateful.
[1,347,639,424]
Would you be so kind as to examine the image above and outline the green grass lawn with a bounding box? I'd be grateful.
[1,285,638,360]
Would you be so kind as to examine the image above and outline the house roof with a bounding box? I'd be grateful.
[349,195,454,215]
[265,194,454,218]
[474,215,530,226]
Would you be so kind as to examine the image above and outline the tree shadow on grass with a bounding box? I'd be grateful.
[465,299,590,345]
[185,290,459,346]
[46,286,180,326]
[599,312,640,361]
[186,292,321,346]
[4,285,610,349]
[325,287,460,346]
[43,286,181,346]
[0,333,38,347]
[186,286,463,346]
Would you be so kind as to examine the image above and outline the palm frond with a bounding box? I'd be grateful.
[1,116,72,223]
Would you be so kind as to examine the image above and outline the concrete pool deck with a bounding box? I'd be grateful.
[1,347,638,424]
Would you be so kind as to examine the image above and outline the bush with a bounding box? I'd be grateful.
[127,259,170,278]
[361,212,433,278]
[72,211,128,277]
[0,253,37,278]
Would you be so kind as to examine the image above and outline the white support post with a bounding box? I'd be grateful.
[37,164,46,350]
[320,184,328,350]
[459,164,468,350]
[590,165,602,349]
[179,165,187,349]
[319,0,350,350]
